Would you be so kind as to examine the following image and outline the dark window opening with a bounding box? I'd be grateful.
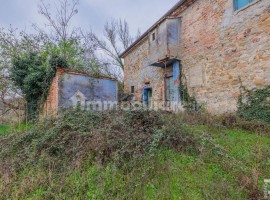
[152,32,156,41]
[165,65,173,77]
[234,0,254,11]
[131,86,135,93]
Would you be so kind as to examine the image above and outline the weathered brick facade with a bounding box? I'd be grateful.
[43,68,64,116]
[121,0,270,113]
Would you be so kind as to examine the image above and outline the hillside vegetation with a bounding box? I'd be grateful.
[0,110,270,199]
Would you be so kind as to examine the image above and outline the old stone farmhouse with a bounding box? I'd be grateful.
[43,68,118,116]
[121,0,270,113]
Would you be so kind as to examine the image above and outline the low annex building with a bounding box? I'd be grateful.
[121,0,270,113]
[43,68,118,116]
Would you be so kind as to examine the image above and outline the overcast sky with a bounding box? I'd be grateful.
[0,0,179,37]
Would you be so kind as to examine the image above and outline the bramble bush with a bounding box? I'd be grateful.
[1,109,269,199]
[0,109,199,175]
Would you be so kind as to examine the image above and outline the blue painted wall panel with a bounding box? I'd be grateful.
[58,73,118,109]
[173,62,180,103]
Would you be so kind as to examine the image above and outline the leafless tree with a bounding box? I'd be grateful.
[0,88,23,118]
[37,1,138,74]
[37,0,79,42]
[135,29,142,40]
[0,26,46,61]
[0,27,45,119]
[37,0,97,69]
[91,19,139,69]
[118,19,134,50]
[0,71,25,122]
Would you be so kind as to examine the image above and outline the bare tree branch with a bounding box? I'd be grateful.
[117,19,133,50]
[90,18,136,70]
[38,0,79,42]
[135,29,142,40]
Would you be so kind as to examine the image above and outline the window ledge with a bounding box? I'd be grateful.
[234,0,262,15]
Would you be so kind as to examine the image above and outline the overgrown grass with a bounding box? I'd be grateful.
[0,124,32,136]
[49,150,245,199]
[0,125,10,136]
[0,110,269,199]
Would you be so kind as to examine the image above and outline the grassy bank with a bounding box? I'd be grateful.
[0,124,33,136]
[0,110,269,199]
[0,125,9,136]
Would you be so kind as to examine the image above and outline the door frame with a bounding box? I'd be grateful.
[142,85,152,107]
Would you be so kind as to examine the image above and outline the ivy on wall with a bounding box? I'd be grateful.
[178,64,270,123]
[237,83,270,123]
[9,37,99,122]
[178,63,201,112]
[11,52,67,121]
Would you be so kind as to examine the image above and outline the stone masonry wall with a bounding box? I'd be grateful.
[124,38,165,103]
[123,0,270,113]
[178,0,270,113]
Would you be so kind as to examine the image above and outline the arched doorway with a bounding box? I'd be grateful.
[142,84,152,107]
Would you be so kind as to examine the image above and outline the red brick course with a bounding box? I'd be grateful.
[43,68,64,117]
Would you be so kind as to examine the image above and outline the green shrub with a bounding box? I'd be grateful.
[0,110,198,175]
[179,67,201,112]
[237,85,270,123]
[11,52,67,121]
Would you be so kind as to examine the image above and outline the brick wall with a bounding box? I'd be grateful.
[43,68,64,117]
[123,0,270,113]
